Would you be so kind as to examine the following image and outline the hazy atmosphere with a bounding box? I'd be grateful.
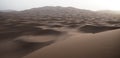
[0,0,120,58]
[0,0,120,11]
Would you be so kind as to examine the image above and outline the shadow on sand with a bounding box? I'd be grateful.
[0,23,63,58]
[79,24,120,33]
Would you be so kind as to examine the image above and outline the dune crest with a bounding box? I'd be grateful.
[23,29,120,58]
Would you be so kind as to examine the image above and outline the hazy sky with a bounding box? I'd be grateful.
[0,0,120,11]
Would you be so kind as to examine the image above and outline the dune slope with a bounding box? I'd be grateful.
[23,29,120,58]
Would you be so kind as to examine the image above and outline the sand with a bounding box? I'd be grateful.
[0,23,120,58]
[23,29,120,58]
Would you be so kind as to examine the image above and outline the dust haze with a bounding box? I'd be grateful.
[0,6,120,58]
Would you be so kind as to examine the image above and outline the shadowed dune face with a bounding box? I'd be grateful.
[0,23,63,40]
[0,22,64,58]
[0,40,54,58]
[0,29,63,58]
[107,21,120,24]
[48,24,63,28]
[79,25,120,33]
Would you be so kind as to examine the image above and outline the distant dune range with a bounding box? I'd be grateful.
[0,6,120,58]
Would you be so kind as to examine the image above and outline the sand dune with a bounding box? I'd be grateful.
[0,20,120,58]
[23,29,120,58]
[0,6,120,58]
[0,23,64,58]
